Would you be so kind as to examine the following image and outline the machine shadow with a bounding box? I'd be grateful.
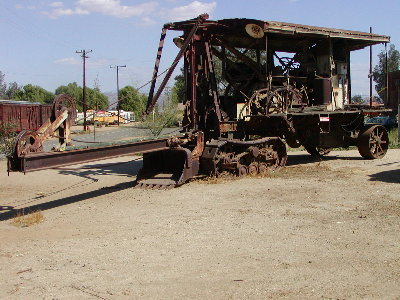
[369,169,400,183]
[0,154,370,221]
[0,159,144,222]
[286,152,364,166]
[0,181,134,221]
[55,158,143,181]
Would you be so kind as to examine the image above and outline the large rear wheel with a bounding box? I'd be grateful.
[357,125,389,159]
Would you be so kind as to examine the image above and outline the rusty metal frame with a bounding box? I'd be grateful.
[146,25,168,113]
[144,14,209,116]
[6,17,394,188]
[204,39,223,122]
[36,108,69,150]
[10,138,170,173]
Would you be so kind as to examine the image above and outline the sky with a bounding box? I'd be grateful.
[0,0,399,97]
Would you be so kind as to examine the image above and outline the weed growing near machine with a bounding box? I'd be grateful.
[388,128,399,148]
[0,123,16,156]
[11,210,44,227]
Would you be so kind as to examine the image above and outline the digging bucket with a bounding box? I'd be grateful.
[135,147,199,189]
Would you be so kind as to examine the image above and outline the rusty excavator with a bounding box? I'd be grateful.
[7,14,391,189]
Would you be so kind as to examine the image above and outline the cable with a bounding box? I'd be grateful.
[2,178,95,208]
[3,157,143,209]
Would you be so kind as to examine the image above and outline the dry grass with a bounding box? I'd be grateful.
[11,210,44,227]
[278,164,332,177]
[198,172,236,185]
[196,163,335,185]
[197,168,285,184]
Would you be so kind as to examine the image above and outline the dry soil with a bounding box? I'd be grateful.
[0,149,399,299]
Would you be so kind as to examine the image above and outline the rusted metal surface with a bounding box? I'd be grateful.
[219,122,237,133]
[200,137,287,176]
[135,147,199,189]
[11,94,76,159]
[9,94,81,173]
[10,138,170,173]
[357,125,389,159]
[0,95,75,134]
[145,14,209,116]
[50,94,76,150]
[142,16,391,181]
[263,20,389,44]
[146,26,168,111]
[168,19,389,50]
[0,101,53,132]
[135,132,204,188]
[14,130,43,156]
[8,16,393,189]
[52,94,77,128]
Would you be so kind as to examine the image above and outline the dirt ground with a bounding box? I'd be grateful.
[0,149,399,299]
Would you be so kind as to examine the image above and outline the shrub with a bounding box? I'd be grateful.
[0,122,17,156]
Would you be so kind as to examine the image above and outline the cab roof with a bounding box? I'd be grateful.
[167,18,390,51]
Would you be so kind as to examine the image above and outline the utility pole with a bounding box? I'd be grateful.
[110,64,126,126]
[76,49,92,131]
[397,80,400,142]
[385,43,389,106]
[369,27,373,108]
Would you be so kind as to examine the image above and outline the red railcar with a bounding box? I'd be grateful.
[0,100,53,132]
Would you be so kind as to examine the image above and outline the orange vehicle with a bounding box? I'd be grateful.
[91,110,123,125]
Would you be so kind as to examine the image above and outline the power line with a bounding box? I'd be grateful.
[72,64,175,124]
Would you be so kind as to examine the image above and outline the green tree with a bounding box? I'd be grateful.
[6,82,21,100]
[86,87,108,111]
[55,82,83,110]
[118,85,147,116]
[172,68,185,103]
[55,82,82,99]
[15,84,54,103]
[373,44,400,99]
[55,82,108,111]
[162,88,181,127]
[0,71,6,98]
[351,95,365,104]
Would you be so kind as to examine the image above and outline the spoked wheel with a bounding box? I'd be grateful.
[14,130,43,157]
[357,125,389,159]
[304,145,332,158]
[53,94,77,127]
